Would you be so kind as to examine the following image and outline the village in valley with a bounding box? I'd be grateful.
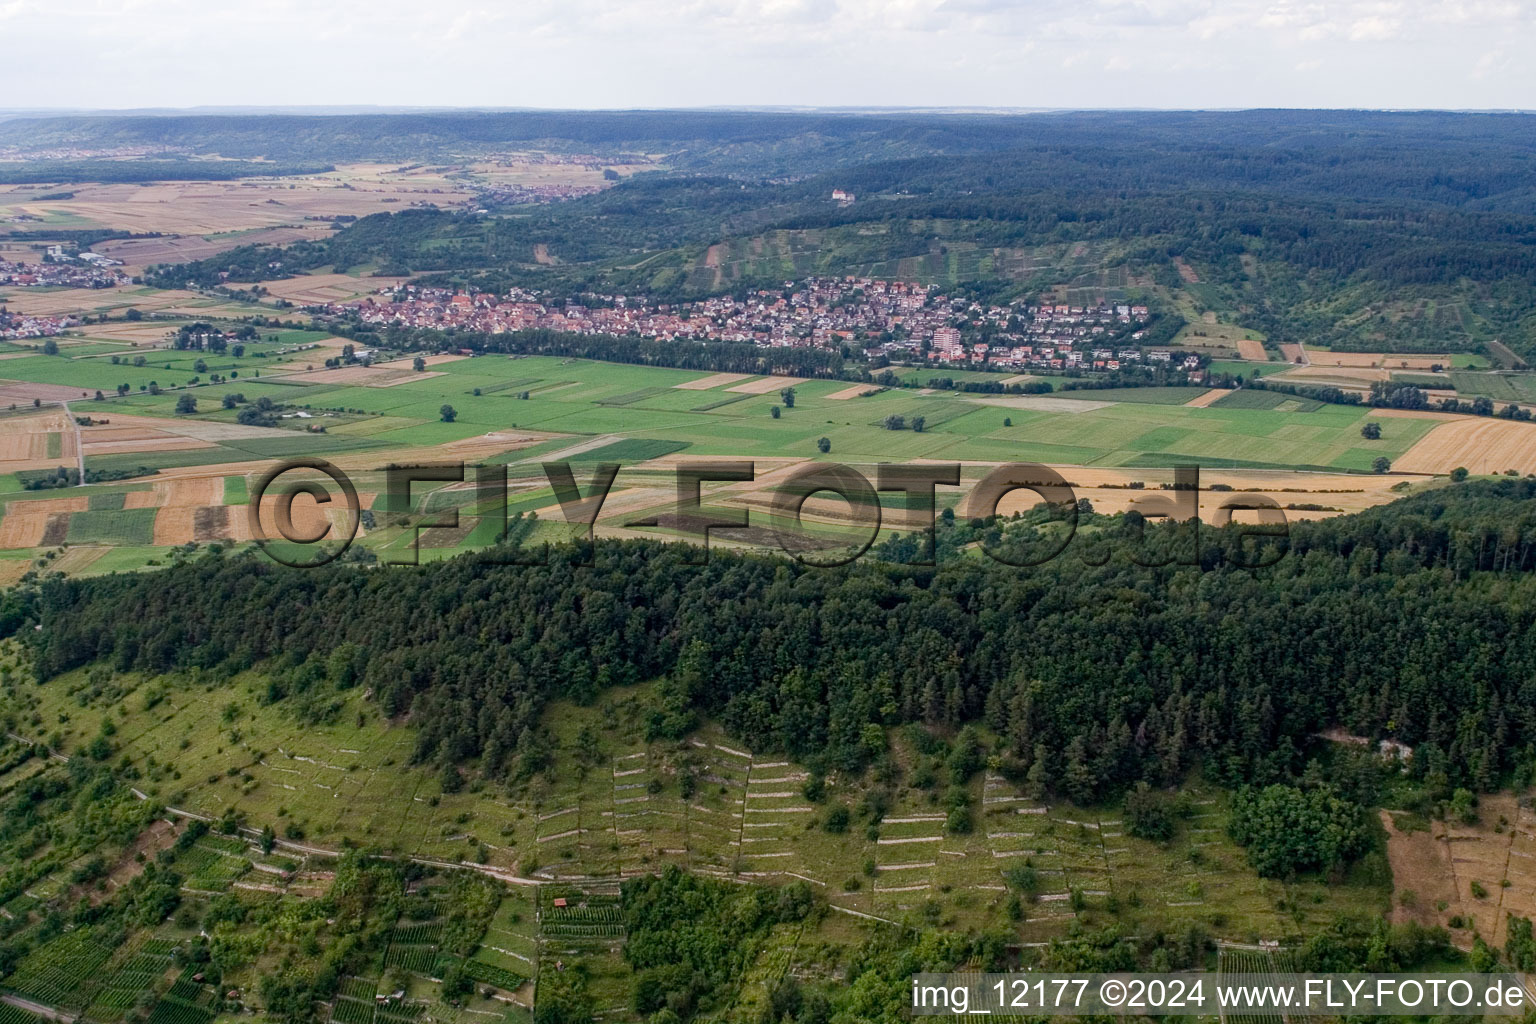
[321,276,1166,373]
[0,246,127,289]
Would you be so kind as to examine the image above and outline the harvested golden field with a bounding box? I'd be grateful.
[71,323,182,343]
[1182,388,1229,407]
[0,379,96,404]
[1308,351,1451,369]
[0,511,57,548]
[0,178,475,235]
[257,274,409,305]
[80,423,218,458]
[6,495,89,516]
[968,465,1411,519]
[376,353,468,369]
[1236,339,1267,361]
[0,430,49,462]
[0,409,73,471]
[369,371,446,388]
[673,372,754,390]
[442,430,566,461]
[1274,364,1389,384]
[96,226,328,270]
[286,365,407,385]
[150,507,197,546]
[1394,416,1536,475]
[83,436,213,456]
[123,476,225,511]
[0,558,30,587]
[0,283,209,317]
[826,385,881,400]
[726,375,808,394]
[73,411,285,443]
[220,490,374,546]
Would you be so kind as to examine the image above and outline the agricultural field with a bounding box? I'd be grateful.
[3,339,1517,572]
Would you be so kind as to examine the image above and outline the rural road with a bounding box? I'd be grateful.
[2,994,77,1023]
[518,432,622,464]
[147,800,544,888]
[59,401,86,485]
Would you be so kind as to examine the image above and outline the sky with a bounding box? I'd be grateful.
[1,0,1532,111]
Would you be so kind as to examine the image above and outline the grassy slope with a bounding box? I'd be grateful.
[2,650,1388,949]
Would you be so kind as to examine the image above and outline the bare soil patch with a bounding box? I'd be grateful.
[39,512,69,546]
[1379,810,1460,931]
[1378,793,1536,950]
[193,505,233,541]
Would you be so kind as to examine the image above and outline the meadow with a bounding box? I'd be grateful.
[73,354,1436,469]
[0,345,1477,573]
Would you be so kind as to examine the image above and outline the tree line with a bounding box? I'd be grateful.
[10,480,1536,806]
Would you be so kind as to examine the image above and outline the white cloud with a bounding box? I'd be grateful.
[0,0,1532,109]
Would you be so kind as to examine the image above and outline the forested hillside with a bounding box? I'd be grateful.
[11,479,1536,802]
[113,109,1536,356]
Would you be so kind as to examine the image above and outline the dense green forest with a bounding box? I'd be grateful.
[11,479,1536,806]
[5,109,1535,188]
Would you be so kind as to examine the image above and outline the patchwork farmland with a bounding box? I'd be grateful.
[3,341,1516,576]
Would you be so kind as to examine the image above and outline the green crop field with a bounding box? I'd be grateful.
[63,508,159,546]
[1053,386,1211,404]
[1211,389,1325,413]
[12,351,1442,478]
[0,346,1475,573]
